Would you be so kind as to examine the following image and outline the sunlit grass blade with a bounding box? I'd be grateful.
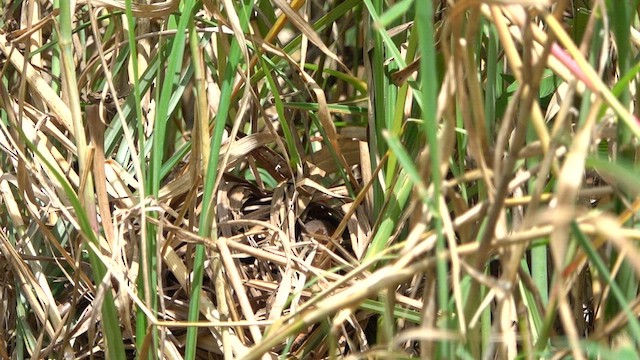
[186,1,253,358]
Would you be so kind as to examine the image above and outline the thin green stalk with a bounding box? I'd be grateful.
[57,2,125,358]
[389,26,419,192]
[51,0,61,93]
[23,134,125,358]
[365,0,388,219]
[144,2,195,359]
[58,0,93,234]
[606,0,639,322]
[415,0,446,356]
[571,221,640,346]
[484,21,498,145]
[363,172,412,262]
[259,52,302,168]
[528,40,548,306]
[151,2,196,195]
[606,0,634,147]
[123,0,152,356]
[185,2,253,358]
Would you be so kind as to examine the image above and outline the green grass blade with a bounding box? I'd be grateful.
[186,2,253,358]
[571,221,640,347]
[414,0,447,356]
[57,1,126,357]
[258,51,302,169]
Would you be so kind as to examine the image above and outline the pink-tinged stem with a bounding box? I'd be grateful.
[551,43,640,125]
[550,42,596,92]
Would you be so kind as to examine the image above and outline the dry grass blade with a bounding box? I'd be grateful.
[77,0,179,17]
[0,34,73,135]
[0,1,639,358]
[270,0,349,73]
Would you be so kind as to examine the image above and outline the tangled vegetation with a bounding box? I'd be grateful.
[0,0,639,358]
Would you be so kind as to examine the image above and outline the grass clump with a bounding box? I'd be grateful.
[0,0,639,359]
